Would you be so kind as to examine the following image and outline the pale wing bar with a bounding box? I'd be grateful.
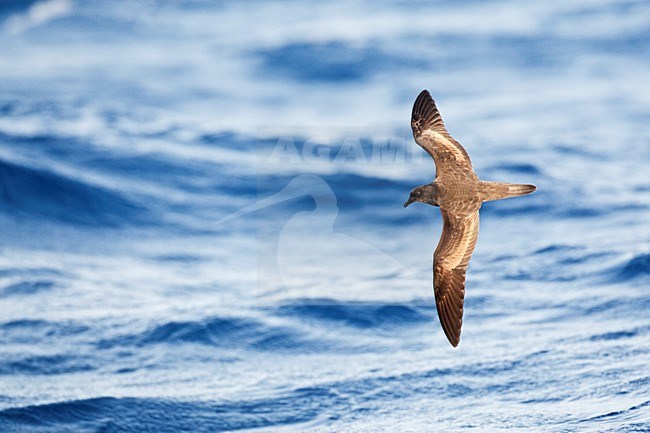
[411,90,473,172]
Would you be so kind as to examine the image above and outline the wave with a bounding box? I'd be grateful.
[486,162,543,176]
[96,300,432,355]
[0,354,94,376]
[0,280,55,297]
[1,372,647,432]
[528,245,613,268]
[610,253,650,282]
[0,159,150,227]
[480,201,612,219]
[0,130,287,206]
[581,399,650,423]
[0,320,93,375]
[572,296,650,318]
[273,299,430,329]
[533,244,580,254]
[141,317,260,346]
[588,326,649,342]
[0,319,89,344]
[257,41,425,83]
[0,391,329,432]
[97,316,331,353]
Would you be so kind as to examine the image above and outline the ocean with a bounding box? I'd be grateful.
[0,0,648,431]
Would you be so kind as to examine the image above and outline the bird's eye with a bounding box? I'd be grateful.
[416,191,421,197]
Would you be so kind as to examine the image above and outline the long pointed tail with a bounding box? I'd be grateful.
[479,181,536,202]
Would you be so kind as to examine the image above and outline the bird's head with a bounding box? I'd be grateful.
[404,184,437,207]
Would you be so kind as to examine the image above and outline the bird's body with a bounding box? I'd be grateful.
[404,90,536,347]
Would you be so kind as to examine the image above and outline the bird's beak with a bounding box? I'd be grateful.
[404,197,414,208]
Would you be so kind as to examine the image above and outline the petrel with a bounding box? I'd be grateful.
[404,90,536,347]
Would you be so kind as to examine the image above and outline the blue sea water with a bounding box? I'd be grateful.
[0,0,649,431]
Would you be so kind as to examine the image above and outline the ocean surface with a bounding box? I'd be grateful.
[0,0,649,431]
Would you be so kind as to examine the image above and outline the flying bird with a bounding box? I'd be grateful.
[404,90,536,347]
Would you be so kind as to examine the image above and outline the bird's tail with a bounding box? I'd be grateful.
[479,181,536,202]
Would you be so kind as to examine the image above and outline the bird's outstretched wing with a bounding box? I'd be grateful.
[411,90,473,175]
[433,210,480,347]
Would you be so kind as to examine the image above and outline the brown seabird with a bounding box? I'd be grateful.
[404,90,536,347]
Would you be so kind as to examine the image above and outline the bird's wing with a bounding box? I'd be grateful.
[433,210,480,347]
[411,90,473,175]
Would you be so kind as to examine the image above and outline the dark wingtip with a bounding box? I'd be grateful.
[444,327,461,347]
[414,89,431,107]
[412,89,434,121]
[436,299,463,348]
[411,89,443,136]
